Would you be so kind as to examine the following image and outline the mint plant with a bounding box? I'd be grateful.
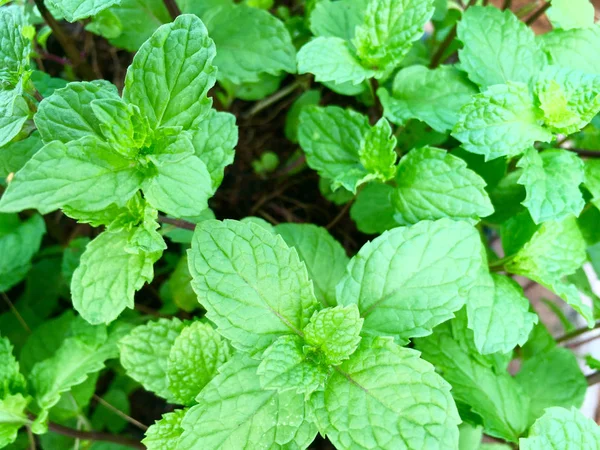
[2,0,600,449]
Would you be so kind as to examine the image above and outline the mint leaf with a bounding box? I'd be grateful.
[188,220,319,355]
[143,409,186,450]
[123,14,216,130]
[0,214,45,292]
[35,80,119,143]
[0,136,142,214]
[310,337,459,449]
[203,4,295,84]
[46,0,121,21]
[350,182,398,234]
[303,305,363,365]
[119,318,185,401]
[0,132,43,178]
[178,354,317,449]
[0,92,29,147]
[391,146,494,225]
[540,26,600,75]
[337,218,487,341]
[352,0,434,78]
[453,83,553,161]
[358,118,397,181]
[0,336,26,396]
[166,322,230,406]
[378,65,478,132]
[520,407,600,450]
[0,394,28,448]
[71,229,160,324]
[546,0,594,30]
[467,273,538,355]
[585,159,600,208]
[257,335,328,394]
[0,6,30,82]
[457,6,547,88]
[516,348,586,425]
[517,148,585,224]
[297,37,375,85]
[309,0,368,41]
[276,223,349,307]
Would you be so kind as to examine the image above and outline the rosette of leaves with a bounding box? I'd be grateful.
[0,15,238,324]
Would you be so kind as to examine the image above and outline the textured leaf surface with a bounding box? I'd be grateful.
[0,336,26,397]
[457,6,547,88]
[520,407,600,450]
[0,6,30,80]
[0,136,142,214]
[203,4,295,84]
[119,318,185,401]
[467,273,538,355]
[540,26,600,74]
[72,229,160,324]
[517,148,585,224]
[452,83,552,161]
[167,322,230,405]
[379,65,477,132]
[46,0,121,21]
[311,337,459,450]
[143,409,186,450]
[276,223,348,307]
[337,219,487,341]
[188,220,319,355]
[123,14,216,129]
[304,305,363,365]
[516,348,586,425]
[0,394,28,448]
[178,354,317,449]
[391,147,493,225]
[358,118,397,182]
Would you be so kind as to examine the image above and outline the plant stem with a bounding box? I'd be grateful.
[587,371,600,386]
[93,395,148,431]
[556,321,600,343]
[157,215,196,231]
[163,0,181,20]
[32,0,95,80]
[567,148,600,158]
[243,78,307,119]
[429,0,477,68]
[502,0,512,10]
[525,2,551,25]
[46,421,144,449]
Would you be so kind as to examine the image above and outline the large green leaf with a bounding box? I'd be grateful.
[46,0,121,21]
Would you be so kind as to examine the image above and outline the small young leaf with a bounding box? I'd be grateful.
[358,118,397,182]
[166,322,230,406]
[350,182,398,234]
[188,220,319,355]
[143,409,186,450]
[517,148,585,224]
[0,336,26,397]
[391,146,494,225]
[452,83,552,161]
[0,394,29,448]
[0,6,30,81]
[303,305,363,365]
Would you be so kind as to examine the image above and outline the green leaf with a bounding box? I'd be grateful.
[257,335,328,394]
[547,0,594,30]
[585,159,600,209]
[303,305,363,365]
[457,6,547,88]
[535,66,600,135]
[123,14,216,130]
[517,148,585,224]
[0,6,30,81]
[452,83,553,161]
[0,136,142,214]
[505,217,593,326]
[0,132,43,178]
[35,80,119,143]
[188,220,319,355]
[0,394,29,448]
[467,273,538,355]
[166,322,230,406]
[310,337,459,449]
[190,110,237,190]
[516,347,586,425]
[0,92,29,147]
[141,155,213,218]
[520,407,600,450]
[275,223,349,307]
[71,229,160,324]
[352,0,435,77]
[0,336,26,397]
[119,318,185,401]
[350,182,398,234]
[358,118,397,182]
[337,218,487,341]
[378,65,478,133]
[30,70,68,97]
[178,354,317,449]
[297,36,375,85]
[143,409,186,450]
[416,315,529,442]
[539,26,600,75]
[309,0,368,42]
[391,146,494,225]
[46,0,121,21]
[0,214,45,292]
[202,4,296,84]
[166,255,197,312]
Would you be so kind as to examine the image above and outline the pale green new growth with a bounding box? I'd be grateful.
[0,394,29,448]
[392,146,494,225]
[143,409,186,450]
[358,118,397,182]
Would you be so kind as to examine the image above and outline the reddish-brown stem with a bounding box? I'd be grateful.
[46,421,144,449]
[157,215,196,231]
[163,0,182,20]
[525,2,551,25]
